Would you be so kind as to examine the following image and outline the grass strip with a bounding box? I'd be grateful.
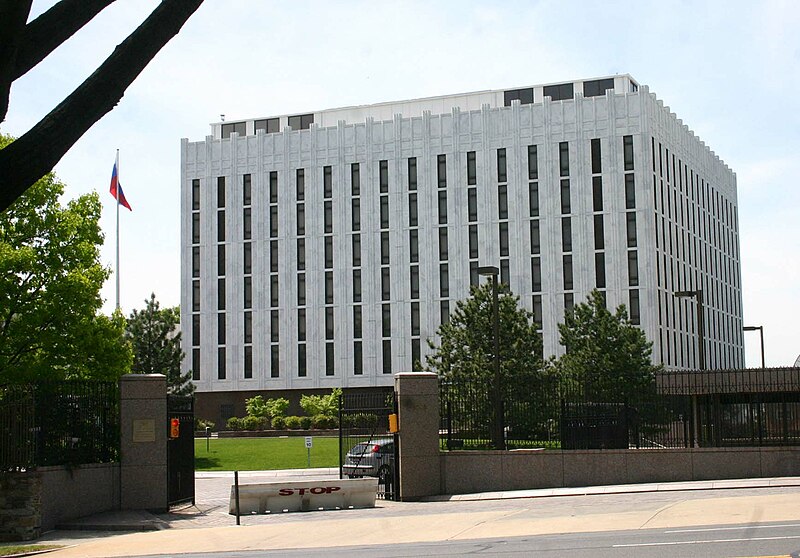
[195,436,340,471]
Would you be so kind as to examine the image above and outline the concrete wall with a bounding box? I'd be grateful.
[39,463,120,532]
[440,447,800,495]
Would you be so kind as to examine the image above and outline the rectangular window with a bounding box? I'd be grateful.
[352,234,361,267]
[192,280,200,312]
[498,184,508,219]
[244,346,252,379]
[583,78,614,97]
[217,347,226,380]
[271,345,279,378]
[623,135,634,171]
[592,176,603,212]
[325,271,334,304]
[564,293,574,312]
[628,251,639,286]
[379,160,388,193]
[296,168,305,201]
[504,87,534,105]
[409,230,418,263]
[269,171,278,204]
[532,295,542,325]
[560,179,570,214]
[380,196,389,229]
[217,244,225,276]
[353,270,362,302]
[354,341,363,375]
[324,201,332,234]
[594,215,604,250]
[408,158,417,190]
[244,311,252,344]
[382,304,391,337]
[625,174,636,209]
[381,232,390,265]
[351,198,360,231]
[381,268,391,301]
[497,148,507,183]
[627,212,637,247]
[192,179,200,210]
[467,151,477,185]
[440,300,450,324]
[192,348,200,380]
[221,122,245,138]
[325,308,334,340]
[353,306,362,339]
[501,259,510,286]
[595,252,606,288]
[243,174,251,206]
[323,166,332,199]
[325,236,333,268]
[437,154,447,188]
[591,138,602,174]
[439,227,449,261]
[439,263,449,298]
[629,290,641,325]
[288,113,313,130]
[530,220,540,254]
[192,213,200,244]
[382,340,392,374]
[531,257,541,292]
[499,223,509,256]
[410,265,419,299]
[297,273,306,306]
[254,117,279,134]
[270,206,278,238]
[217,278,225,310]
[243,276,252,309]
[217,176,226,208]
[529,182,539,217]
[563,255,573,290]
[298,309,306,341]
[561,217,572,252]
[438,191,447,224]
[408,193,417,227]
[325,343,334,376]
[351,163,360,196]
[217,210,225,242]
[470,261,479,287]
[270,275,278,307]
[271,310,279,343]
[296,204,305,236]
[298,344,307,377]
[243,207,251,240]
[192,314,200,347]
[469,225,479,259]
[412,339,421,370]
[411,301,420,336]
[559,142,570,177]
[243,242,252,274]
[468,188,478,222]
[528,145,538,180]
[544,82,574,101]
[296,238,305,270]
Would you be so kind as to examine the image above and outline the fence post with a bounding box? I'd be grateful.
[395,372,440,500]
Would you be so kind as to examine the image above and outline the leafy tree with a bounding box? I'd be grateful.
[0,133,131,381]
[0,0,204,211]
[300,387,342,417]
[126,293,192,395]
[556,290,660,402]
[245,395,288,420]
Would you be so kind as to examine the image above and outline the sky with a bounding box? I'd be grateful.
[3,0,799,368]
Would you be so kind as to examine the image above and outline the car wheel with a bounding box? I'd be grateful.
[377,465,392,487]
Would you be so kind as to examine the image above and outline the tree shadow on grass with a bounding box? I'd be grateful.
[195,455,221,469]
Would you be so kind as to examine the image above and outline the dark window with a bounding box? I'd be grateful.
[217,244,225,276]
[352,198,360,231]
[439,263,449,298]
[325,236,333,268]
[468,188,478,221]
[244,311,252,344]
[324,201,332,234]
[437,154,447,188]
[467,151,477,185]
[270,206,278,238]
[354,341,363,375]
[243,208,251,240]
[254,118,279,133]
[271,310,279,342]
[351,163,360,196]
[325,271,334,304]
[296,169,305,201]
[352,234,361,267]
[528,145,538,180]
[565,293,574,312]
[439,227,448,261]
[498,185,508,219]
[563,255,573,290]
[381,232,390,265]
[192,314,200,347]
[217,177,225,208]
[217,347,226,380]
[560,179,570,214]
[412,339,421,370]
[530,220,540,254]
[628,251,639,286]
[408,158,417,190]
[592,176,603,212]
[298,344,307,377]
[501,259,509,285]
[382,304,391,337]
[440,300,450,325]
[531,257,541,292]
[583,78,614,97]
[325,343,334,376]
[438,191,447,224]
[470,261,479,286]
[559,142,570,177]
[267,172,278,205]
[543,82,574,101]
[379,160,388,193]
[469,225,479,259]
[296,204,304,236]
[297,273,306,306]
[243,276,252,309]
[623,135,634,171]
[271,345,279,378]
[382,340,392,374]
[353,306,362,338]
[499,223,509,256]
[270,275,278,307]
[591,138,602,174]
[595,252,606,288]
[192,213,200,244]
[497,148,507,183]
[288,113,313,130]
[503,87,533,106]
[244,346,252,379]
[296,239,305,270]
[244,242,252,274]
[594,215,604,250]
[627,212,637,247]
[625,174,636,209]
[409,230,418,263]
[192,179,200,210]
[529,182,539,217]
[629,290,640,324]
[408,193,417,227]
[380,196,389,229]
[243,174,251,206]
[410,265,419,299]
[561,217,572,252]
[192,348,200,380]
[410,301,420,336]
[532,295,542,325]
[353,270,362,302]
[217,312,226,345]
[217,278,225,310]
[217,210,225,242]
[298,309,306,341]
[221,121,246,137]
[192,280,200,312]
[381,268,391,301]
[325,308,334,340]
[323,166,332,199]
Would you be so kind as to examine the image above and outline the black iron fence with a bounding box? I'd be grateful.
[0,381,120,471]
[441,368,800,450]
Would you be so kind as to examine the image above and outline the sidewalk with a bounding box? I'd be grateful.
[36,474,800,557]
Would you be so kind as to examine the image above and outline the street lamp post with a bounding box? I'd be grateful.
[743,325,765,368]
[478,265,504,450]
[675,289,704,447]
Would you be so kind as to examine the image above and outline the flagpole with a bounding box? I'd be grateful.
[115,149,120,310]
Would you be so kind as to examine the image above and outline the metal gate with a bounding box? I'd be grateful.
[339,391,399,501]
[167,395,195,506]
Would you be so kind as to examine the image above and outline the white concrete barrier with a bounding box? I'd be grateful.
[229,478,378,514]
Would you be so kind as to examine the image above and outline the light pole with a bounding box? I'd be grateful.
[478,265,504,450]
[675,289,704,447]
[743,325,765,368]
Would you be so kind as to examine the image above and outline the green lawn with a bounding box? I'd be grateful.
[0,545,62,556]
[195,436,340,471]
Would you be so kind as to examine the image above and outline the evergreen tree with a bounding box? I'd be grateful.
[126,293,193,395]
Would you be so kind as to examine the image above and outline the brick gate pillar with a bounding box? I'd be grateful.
[395,372,441,500]
[119,374,168,511]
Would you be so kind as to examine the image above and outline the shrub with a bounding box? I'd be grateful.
[242,415,267,431]
[196,418,215,431]
[245,395,289,420]
[284,416,302,429]
[300,387,342,417]
[312,414,338,429]
[270,416,286,430]
[226,417,243,431]
[299,416,313,430]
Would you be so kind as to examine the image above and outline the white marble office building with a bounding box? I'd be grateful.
[180,75,743,420]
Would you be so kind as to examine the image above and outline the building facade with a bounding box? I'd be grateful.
[180,75,743,421]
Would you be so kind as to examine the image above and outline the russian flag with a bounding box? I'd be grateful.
[109,155,132,211]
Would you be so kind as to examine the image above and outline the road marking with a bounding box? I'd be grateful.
[613,535,800,548]
[667,524,800,534]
